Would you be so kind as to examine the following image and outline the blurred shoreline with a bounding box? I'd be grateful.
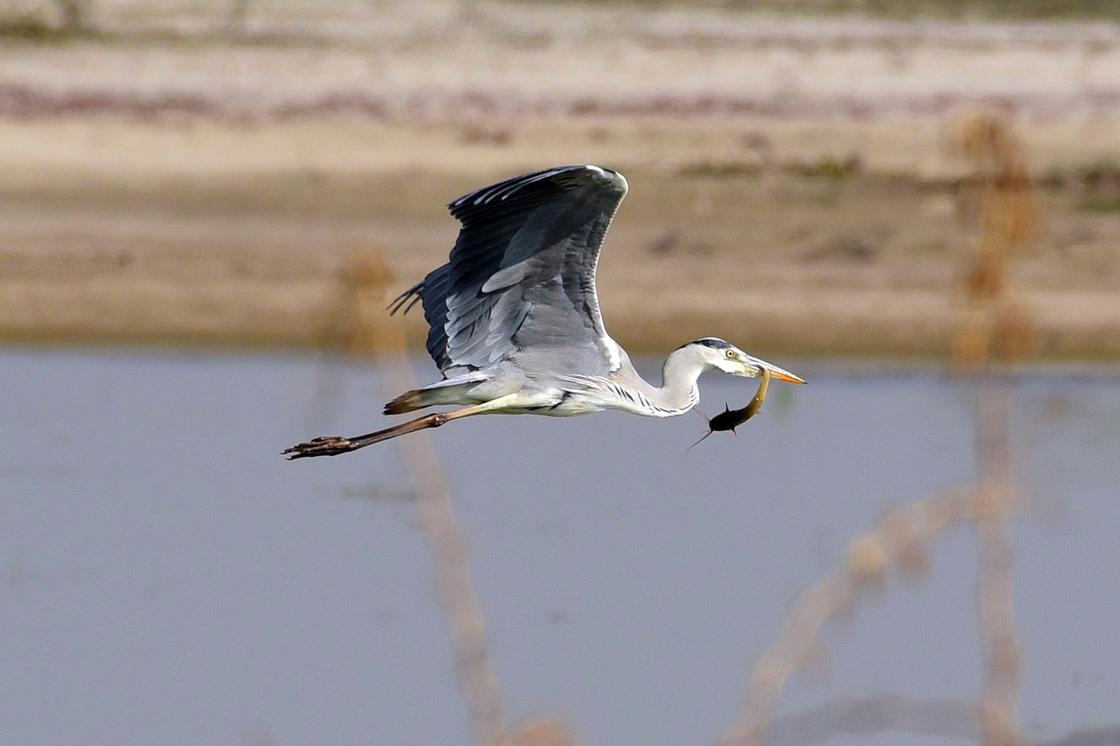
[2,1,1118,359]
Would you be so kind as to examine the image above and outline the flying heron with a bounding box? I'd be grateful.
[284,165,804,459]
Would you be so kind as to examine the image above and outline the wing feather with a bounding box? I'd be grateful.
[392,165,628,375]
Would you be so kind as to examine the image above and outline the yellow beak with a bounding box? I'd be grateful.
[745,356,806,385]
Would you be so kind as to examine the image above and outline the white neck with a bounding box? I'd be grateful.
[628,345,706,416]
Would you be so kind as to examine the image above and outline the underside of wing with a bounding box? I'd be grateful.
[392,165,628,376]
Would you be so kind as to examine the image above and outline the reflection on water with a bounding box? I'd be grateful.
[1,348,1118,745]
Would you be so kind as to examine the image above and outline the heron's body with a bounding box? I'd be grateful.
[390,341,711,418]
[285,165,802,459]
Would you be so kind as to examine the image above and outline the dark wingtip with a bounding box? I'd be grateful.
[387,282,424,316]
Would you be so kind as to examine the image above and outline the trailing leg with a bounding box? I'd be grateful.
[283,395,516,459]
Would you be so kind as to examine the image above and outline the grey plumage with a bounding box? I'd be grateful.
[391,164,626,379]
[284,165,803,459]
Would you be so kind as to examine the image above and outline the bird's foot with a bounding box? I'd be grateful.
[282,435,354,460]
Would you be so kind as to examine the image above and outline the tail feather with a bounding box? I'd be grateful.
[384,390,424,415]
[384,372,490,415]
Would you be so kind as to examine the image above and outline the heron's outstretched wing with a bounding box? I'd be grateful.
[390,165,628,375]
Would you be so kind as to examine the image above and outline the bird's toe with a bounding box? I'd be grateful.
[283,436,353,459]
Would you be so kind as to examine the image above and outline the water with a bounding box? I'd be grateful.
[2,348,1118,746]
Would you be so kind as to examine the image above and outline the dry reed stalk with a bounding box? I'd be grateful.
[974,436,1020,746]
[332,249,507,746]
[972,371,1019,746]
[389,358,508,746]
[724,111,1038,746]
[330,248,575,745]
[951,110,1037,746]
[719,489,979,746]
[949,110,1037,369]
[303,247,398,430]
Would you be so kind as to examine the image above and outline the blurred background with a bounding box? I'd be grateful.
[1,1,1118,745]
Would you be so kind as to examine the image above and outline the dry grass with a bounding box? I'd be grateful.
[2,1,1119,358]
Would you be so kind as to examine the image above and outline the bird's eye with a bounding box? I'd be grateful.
[726,349,737,359]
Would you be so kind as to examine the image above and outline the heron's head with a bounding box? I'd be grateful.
[683,338,805,384]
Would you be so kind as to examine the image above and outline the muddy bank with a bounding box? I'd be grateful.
[1,2,1118,359]
[3,162,1118,359]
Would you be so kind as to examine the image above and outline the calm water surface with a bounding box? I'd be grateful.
[2,348,1118,745]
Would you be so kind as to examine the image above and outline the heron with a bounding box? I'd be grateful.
[284,164,804,459]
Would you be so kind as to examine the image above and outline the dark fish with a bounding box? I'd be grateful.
[687,369,772,451]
